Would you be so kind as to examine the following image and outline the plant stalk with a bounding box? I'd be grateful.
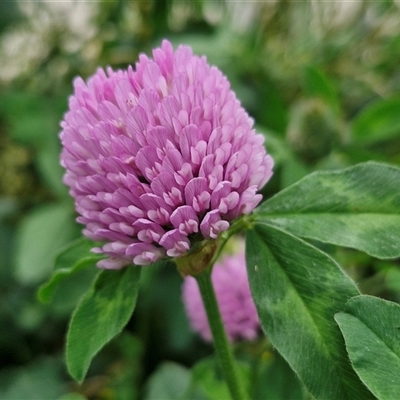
[195,268,248,400]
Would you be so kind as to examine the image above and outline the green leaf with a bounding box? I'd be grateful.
[15,203,77,284]
[106,333,143,400]
[0,358,65,400]
[146,264,194,351]
[335,295,400,400]
[0,90,68,196]
[183,357,250,400]
[302,66,340,114]
[246,224,373,400]
[0,91,54,143]
[256,127,291,168]
[385,266,400,292]
[143,362,191,400]
[253,350,307,400]
[352,96,400,145]
[36,136,68,197]
[0,218,14,280]
[256,162,400,259]
[38,237,103,303]
[66,266,141,382]
[53,237,101,272]
[46,268,100,317]
[256,76,288,134]
[281,157,310,188]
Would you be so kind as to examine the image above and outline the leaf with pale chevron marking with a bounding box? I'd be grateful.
[246,224,374,400]
[255,162,400,259]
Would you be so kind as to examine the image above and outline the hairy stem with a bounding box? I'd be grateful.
[195,268,249,400]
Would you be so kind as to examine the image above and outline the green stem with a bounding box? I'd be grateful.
[195,268,249,400]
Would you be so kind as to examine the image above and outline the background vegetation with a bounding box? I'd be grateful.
[1,1,400,398]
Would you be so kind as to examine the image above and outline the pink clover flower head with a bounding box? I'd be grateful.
[182,248,260,343]
[60,40,273,269]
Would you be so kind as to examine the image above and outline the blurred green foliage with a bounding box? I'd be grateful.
[0,0,399,398]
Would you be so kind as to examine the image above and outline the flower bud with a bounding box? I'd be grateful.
[286,98,342,164]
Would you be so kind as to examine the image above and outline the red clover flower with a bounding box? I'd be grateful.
[60,40,273,269]
[182,245,260,343]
